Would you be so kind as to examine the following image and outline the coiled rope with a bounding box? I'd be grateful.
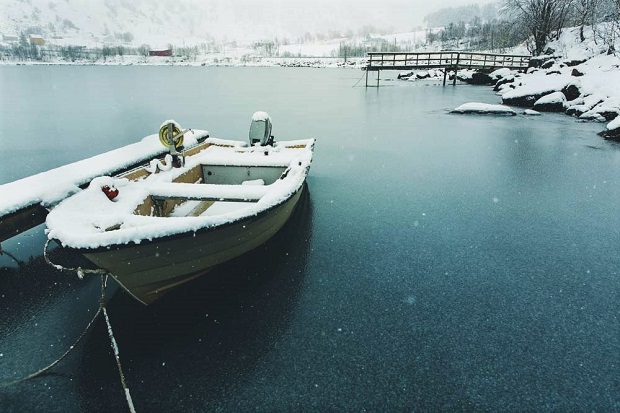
[0,240,137,412]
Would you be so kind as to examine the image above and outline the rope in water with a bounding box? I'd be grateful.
[0,241,138,412]
[0,306,102,388]
[97,274,135,413]
[103,305,136,413]
[352,71,367,87]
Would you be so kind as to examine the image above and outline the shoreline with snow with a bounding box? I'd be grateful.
[0,55,366,69]
[490,39,620,141]
[430,25,620,142]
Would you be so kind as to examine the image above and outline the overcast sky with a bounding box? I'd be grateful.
[0,0,496,44]
[147,0,498,40]
[254,0,492,29]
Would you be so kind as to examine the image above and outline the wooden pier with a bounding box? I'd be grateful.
[364,51,531,87]
[0,131,210,248]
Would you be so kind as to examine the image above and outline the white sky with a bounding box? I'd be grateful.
[191,0,497,40]
[225,0,492,30]
[0,0,497,45]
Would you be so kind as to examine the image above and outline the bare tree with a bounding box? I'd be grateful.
[574,0,600,40]
[592,0,620,53]
[504,0,575,55]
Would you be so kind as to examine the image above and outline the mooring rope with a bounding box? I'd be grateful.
[0,306,102,388]
[43,239,108,278]
[352,71,367,87]
[100,274,136,413]
[102,306,136,413]
[1,241,138,412]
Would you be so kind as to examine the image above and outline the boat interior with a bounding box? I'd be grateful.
[132,163,288,219]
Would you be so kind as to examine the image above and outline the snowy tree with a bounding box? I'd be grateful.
[590,0,620,53]
[573,0,599,40]
[504,0,575,55]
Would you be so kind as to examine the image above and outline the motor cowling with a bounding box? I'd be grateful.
[249,111,273,146]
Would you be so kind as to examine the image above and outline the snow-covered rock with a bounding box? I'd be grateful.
[451,102,516,115]
[500,71,573,106]
[490,68,512,79]
[466,72,495,85]
[599,114,620,139]
[561,82,582,101]
[533,91,567,112]
[493,74,516,91]
[524,109,541,116]
[566,104,590,117]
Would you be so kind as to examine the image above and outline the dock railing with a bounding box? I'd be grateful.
[364,51,531,86]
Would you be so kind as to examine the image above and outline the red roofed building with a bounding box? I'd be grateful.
[149,48,172,57]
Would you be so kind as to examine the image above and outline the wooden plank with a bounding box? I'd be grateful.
[0,136,212,244]
[0,204,49,243]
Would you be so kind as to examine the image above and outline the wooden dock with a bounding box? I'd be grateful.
[0,131,210,247]
[364,51,531,87]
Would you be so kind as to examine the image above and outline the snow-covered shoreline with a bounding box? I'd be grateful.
[438,25,620,141]
[492,53,620,138]
[0,55,366,69]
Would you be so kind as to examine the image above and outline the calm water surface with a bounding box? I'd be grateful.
[0,66,619,412]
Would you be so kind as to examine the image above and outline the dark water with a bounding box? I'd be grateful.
[1,66,619,412]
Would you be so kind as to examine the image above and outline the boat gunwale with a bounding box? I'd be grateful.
[57,182,307,254]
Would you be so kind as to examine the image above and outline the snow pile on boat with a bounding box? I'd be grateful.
[45,138,314,249]
[451,102,516,115]
[252,111,271,121]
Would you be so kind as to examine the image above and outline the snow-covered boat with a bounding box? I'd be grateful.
[45,113,314,304]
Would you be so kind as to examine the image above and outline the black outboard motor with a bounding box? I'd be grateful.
[249,111,274,146]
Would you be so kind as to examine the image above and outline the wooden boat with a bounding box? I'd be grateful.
[45,114,314,304]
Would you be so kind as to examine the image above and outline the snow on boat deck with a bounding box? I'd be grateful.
[0,130,209,218]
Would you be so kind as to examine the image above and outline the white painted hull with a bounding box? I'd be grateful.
[83,187,304,304]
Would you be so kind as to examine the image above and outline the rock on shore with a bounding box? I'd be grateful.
[487,25,620,141]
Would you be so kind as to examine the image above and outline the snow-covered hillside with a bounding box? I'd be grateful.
[0,0,427,47]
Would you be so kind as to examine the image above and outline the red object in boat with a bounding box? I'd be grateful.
[101,185,119,200]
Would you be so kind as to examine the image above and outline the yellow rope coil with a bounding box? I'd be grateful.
[158,123,183,149]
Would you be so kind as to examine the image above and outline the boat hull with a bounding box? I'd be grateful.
[82,187,304,304]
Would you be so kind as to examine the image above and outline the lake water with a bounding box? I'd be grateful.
[1,66,619,412]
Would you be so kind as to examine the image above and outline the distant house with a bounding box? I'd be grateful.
[2,34,19,42]
[253,40,276,56]
[29,34,45,46]
[363,35,387,49]
[149,48,172,57]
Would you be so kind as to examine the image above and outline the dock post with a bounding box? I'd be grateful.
[365,54,372,88]
[377,70,380,87]
[453,53,461,86]
[442,68,447,86]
